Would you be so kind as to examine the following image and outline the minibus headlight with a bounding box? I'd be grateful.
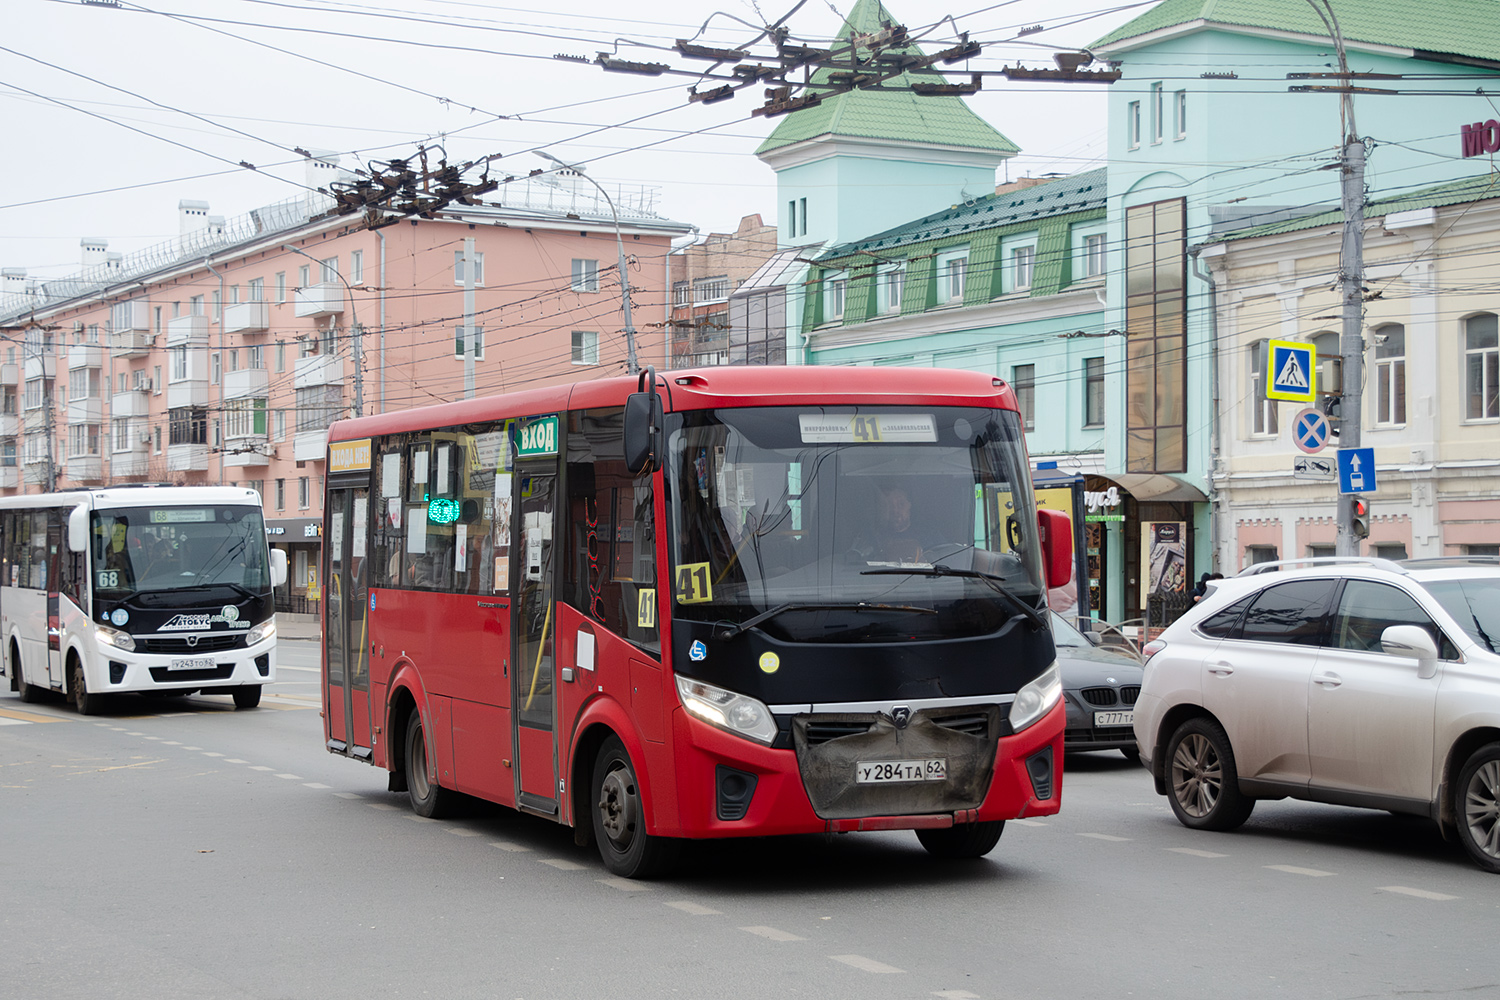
[245,619,276,646]
[1008,662,1062,733]
[675,675,777,745]
[97,625,136,653]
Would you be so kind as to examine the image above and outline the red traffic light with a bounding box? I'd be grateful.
[1351,496,1370,539]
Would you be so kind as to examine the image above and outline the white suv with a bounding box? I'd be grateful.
[1134,557,1500,872]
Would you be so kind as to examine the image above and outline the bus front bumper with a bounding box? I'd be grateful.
[90,635,276,694]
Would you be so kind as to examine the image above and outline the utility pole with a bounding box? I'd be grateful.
[462,237,476,399]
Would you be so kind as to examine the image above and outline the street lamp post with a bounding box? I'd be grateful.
[536,152,640,375]
[283,244,364,418]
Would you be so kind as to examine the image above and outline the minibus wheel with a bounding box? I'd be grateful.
[591,735,677,879]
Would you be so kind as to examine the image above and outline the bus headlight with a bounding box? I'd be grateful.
[97,625,136,653]
[1008,661,1061,733]
[675,675,777,745]
[244,620,276,646]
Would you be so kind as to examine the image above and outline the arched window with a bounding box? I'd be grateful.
[1466,313,1499,420]
[1372,323,1406,426]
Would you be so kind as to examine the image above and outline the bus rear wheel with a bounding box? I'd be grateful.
[71,658,102,716]
[591,735,677,879]
[404,706,455,818]
[916,820,1005,859]
[232,685,262,709]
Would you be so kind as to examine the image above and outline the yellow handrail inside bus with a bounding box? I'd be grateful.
[523,599,553,710]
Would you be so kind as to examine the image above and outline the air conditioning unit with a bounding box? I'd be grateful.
[1318,357,1343,394]
[140,432,152,444]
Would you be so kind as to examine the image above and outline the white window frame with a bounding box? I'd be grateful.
[1464,313,1500,421]
[454,250,485,286]
[694,275,730,304]
[1084,233,1107,278]
[936,249,969,304]
[350,250,363,285]
[275,272,286,302]
[1249,341,1280,438]
[453,325,484,361]
[877,264,905,315]
[1011,245,1036,292]
[571,330,599,366]
[571,259,599,293]
[1373,323,1406,427]
[1127,101,1142,150]
[823,271,847,322]
[1012,364,1036,431]
[1174,89,1187,139]
[1084,356,1105,428]
[1150,82,1164,144]
[320,256,339,285]
[248,277,264,302]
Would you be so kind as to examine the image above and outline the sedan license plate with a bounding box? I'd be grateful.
[168,657,215,671]
[855,759,947,784]
[1094,710,1134,727]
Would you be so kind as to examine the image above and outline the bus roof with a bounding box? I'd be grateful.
[0,486,263,511]
[329,366,1020,443]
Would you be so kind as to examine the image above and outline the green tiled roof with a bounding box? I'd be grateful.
[819,168,1107,259]
[756,0,1018,156]
[1091,0,1500,65]
[1205,171,1500,243]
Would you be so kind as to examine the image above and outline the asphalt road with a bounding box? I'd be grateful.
[3,638,1497,1000]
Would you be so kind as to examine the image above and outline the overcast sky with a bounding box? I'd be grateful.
[1,0,1147,280]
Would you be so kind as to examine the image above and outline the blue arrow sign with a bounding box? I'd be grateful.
[1337,447,1376,495]
[1292,407,1330,454]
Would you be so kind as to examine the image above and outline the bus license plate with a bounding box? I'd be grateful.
[169,657,215,671]
[1095,710,1133,727]
[855,759,946,784]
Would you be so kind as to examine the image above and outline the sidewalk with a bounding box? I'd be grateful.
[277,613,321,641]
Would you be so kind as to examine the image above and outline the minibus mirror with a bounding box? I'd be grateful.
[1380,624,1440,679]
[1037,508,1073,590]
[270,548,288,588]
[67,505,89,553]
[623,367,662,475]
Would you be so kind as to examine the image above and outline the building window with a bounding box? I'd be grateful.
[69,423,100,456]
[1249,341,1279,437]
[211,290,221,321]
[1464,543,1500,557]
[248,277,264,302]
[225,399,267,439]
[295,385,343,432]
[1085,233,1107,278]
[787,197,807,238]
[275,478,285,510]
[297,264,310,289]
[571,330,599,365]
[1373,323,1406,426]
[571,259,599,293]
[25,377,50,410]
[299,476,310,509]
[275,272,286,302]
[190,295,204,317]
[320,257,339,284]
[153,426,162,453]
[248,345,263,369]
[453,250,484,286]
[153,365,162,393]
[453,325,484,360]
[1127,101,1142,149]
[276,342,286,372]
[154,305,163,333]
[350,250,363,285]
[672,281,691,307]
[877,264,905,315]
[1124,199,1187,471]
[168,407,208,445]
[937,250,968,303]
[1084,356,1105,427]
[1373,543,1409,561]
[1012,246,1035,291]
[1465,312,1499,420]
[823,272,846,321]
[1246,545,1279,567]
[1013,364,1035,431]
[275,408,286,441]
[1175,89,1187,139]
[68,367,100,400]
[230,285,240,305]
[1307,543,1335,558]
[1150,83,1164,143]
[694,275,730,304]
[211,352,221,385]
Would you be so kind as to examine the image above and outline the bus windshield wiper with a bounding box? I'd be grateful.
[171,581,257,601]
[861,566,1046,631]
[716,601,936,641]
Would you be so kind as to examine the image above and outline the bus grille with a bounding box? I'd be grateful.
[138,634,244,654]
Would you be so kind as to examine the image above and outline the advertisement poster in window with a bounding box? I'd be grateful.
[1141,521,1186,603]
[1034,482,1088,620]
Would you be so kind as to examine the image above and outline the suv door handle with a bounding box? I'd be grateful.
[1313,672,1342,688]
[1208,661,1234,676]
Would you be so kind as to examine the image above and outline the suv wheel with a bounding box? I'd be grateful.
[1456,742,1500,873]
[1165,717,1255,832]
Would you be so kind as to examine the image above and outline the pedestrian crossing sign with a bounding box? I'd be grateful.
[1266,339,1317,402]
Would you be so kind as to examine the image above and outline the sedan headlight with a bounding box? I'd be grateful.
[675,675,777,745]
[97,625,136,652]
[244,619,276,646]
[1008,661,1062,733]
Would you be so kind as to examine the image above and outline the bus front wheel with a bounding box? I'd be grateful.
[916,821,1005,859]
[232,685,262,709]
[14,644,42,704]
[404,707,455,818]
[591,735,677,879]
[71,658,102,716]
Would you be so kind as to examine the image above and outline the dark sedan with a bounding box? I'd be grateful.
[1052,612,1144,761]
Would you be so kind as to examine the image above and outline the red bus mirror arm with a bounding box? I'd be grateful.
[1037,509,1073,590]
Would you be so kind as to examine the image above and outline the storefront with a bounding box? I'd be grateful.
[264,515,323,614]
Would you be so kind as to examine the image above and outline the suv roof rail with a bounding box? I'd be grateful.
[1237,556,1408,577]
[1399,556,1500,568]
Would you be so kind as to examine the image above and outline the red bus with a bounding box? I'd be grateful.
[320,366,1072,877]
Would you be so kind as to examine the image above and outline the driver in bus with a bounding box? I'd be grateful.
[857,484,925,563]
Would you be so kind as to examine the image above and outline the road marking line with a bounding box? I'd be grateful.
[367,803,400,811]
[446,828,480,837]
[1010,818,1047,827]
[490,842,532,852]
[665,901,721,916]
[1079,833,1131,842]
[182,746,202,751]
[110,727,127,731]
[126,732,145,736]
[538,858,586,870]
[1379,885,1459,901]
[202,752,225,758]
[598,877,653,892]
[162,741,182,746]
[94,722,110,726]
[1265,865,1334,877]
[404,815,436,823]
[830,954,903,974]
[740,926,804,942]
[225,759,248,764]
[932,991,981,998]
[333,792,362,800]
[143,736,162,741]
[274,773,302,780]
[1168,848,1228,858]
[0,718,30,726]
[302,782,332,789]
[248,765,274,772]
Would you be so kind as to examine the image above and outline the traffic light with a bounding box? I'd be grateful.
[1351,496,1370,539]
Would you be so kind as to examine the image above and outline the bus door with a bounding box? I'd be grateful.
[512,464,559,817]
[325,485,373,759]
[45,511,64,688]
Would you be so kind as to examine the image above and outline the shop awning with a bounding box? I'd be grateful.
[1109,473,1208,503]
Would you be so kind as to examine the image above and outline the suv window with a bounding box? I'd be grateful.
[1423,579,1500,654]
[1238,580,1336,646]
[1197,595,1253,638]
[1331,580,1459,659]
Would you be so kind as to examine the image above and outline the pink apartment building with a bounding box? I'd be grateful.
[0,158,694,611]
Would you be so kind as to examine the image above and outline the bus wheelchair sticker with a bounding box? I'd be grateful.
[689,640,708,661]
[674,562,713,604]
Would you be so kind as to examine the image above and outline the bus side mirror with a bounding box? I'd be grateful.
[623,366,662,475]
[67,506,89,553]
[270,549,288,588]
[1037,508,1073,590]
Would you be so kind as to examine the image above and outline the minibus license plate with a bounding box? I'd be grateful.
[855,759,946,784]
[1095,710,1133,727]
[169,657,215,671]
